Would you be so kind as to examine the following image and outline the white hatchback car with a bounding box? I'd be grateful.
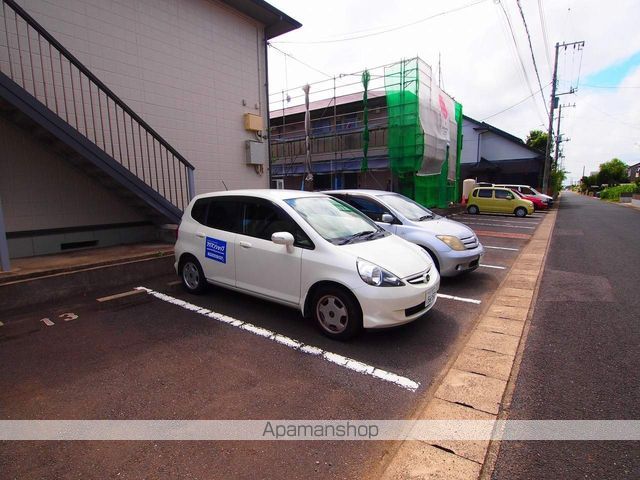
[325,190,484,277]
[175,190,440,340]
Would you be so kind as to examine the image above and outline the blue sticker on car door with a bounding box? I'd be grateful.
[205,237,227,263]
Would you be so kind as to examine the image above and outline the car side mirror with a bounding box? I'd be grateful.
[506,194,514,200]
[271,231,295,253]
[381,213,394,224]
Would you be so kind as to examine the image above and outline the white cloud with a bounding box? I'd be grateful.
[267,0,640,180]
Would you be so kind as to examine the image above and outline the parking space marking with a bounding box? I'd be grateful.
[469,220,539,227]
[437,293,482,305]
[484,245,519,251]
[473,231,532,240]
[135,287,421,392]
[464,215,539,222]
[461,221,536,230]
[96,290,145,302]
[479,264,506,270]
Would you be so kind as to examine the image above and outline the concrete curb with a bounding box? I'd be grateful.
[0,255,175,312]
[379,207,559,480]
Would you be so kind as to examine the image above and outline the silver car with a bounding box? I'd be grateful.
[325,190,484,277]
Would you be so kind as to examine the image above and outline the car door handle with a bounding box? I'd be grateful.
[239,241,252,248]
[195,232,205,238]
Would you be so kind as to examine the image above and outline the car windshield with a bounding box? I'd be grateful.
[379,193,439,221]
[285,197,386,245]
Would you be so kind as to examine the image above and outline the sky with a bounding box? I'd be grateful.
[265,0,640,183]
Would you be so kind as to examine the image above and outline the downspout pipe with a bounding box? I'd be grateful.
[264,30,272,188]
[0,196,10,272]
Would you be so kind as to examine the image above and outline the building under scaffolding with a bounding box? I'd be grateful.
[268,57,463,208]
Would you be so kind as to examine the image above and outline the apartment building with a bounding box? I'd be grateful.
[0,0,300,266]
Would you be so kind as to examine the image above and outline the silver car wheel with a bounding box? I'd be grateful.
[316,294,349,334]
[183,262,200,290]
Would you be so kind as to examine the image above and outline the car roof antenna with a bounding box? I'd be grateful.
[221,180,229,191]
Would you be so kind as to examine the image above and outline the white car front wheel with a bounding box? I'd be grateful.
[312,286,362,341]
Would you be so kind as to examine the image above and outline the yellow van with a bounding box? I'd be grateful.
[467,187,535,217]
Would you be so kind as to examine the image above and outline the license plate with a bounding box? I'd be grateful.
[426,288,436,307]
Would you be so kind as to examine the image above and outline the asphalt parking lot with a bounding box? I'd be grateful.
[0,209,550,479]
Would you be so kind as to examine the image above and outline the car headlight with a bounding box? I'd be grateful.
[356,258,404,287]
[436,235,466,251]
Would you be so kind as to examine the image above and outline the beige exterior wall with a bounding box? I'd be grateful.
[14,0,270,193]
[0,114,146,232]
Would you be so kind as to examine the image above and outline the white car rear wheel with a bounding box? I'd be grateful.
[181,257,207,294]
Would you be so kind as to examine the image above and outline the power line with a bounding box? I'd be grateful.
[537,0,552,73]
[515,0,549,117]
[271,0,488,45]
[481,81,551,121]
[497,0,543,123]
[267,43,332,78]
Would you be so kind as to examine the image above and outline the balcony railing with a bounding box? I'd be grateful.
[270,127,387,162]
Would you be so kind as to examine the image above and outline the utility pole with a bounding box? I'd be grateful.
[553,103,575,169]
[543,41,584,194]
[553,103,562,170]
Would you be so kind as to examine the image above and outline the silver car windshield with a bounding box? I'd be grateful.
[285,197,386,245]
[379,194,439,221]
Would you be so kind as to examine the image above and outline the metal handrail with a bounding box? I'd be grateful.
[0,0,194,211]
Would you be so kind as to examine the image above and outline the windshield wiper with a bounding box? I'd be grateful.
[337,230,379,245]
[418,214,433,221]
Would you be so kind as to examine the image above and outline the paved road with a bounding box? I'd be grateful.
[492,193,640,479]
[0,210,546,479]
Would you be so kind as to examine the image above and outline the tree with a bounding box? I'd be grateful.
[597,158,629,186]
[526,130,552,154]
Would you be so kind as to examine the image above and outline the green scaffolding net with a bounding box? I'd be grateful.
[384,58,462,208]
[413,102,463,208]
[384,58,424,176]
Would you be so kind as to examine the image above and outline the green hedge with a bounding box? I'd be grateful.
[599,183,639,201]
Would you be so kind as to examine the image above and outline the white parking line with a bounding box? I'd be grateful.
[461,221,536,230]
[484,245,519,251]
[135,287,421,392]
[479,264,506,270]
[464,217,539,224]
[461,216,540,223]
[97,290,145,302]
[436,293,482,305]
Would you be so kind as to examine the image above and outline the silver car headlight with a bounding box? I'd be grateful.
[436,235,466,251]
[356,258,404,287]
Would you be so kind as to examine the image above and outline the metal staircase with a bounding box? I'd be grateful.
[0,0,194,224]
